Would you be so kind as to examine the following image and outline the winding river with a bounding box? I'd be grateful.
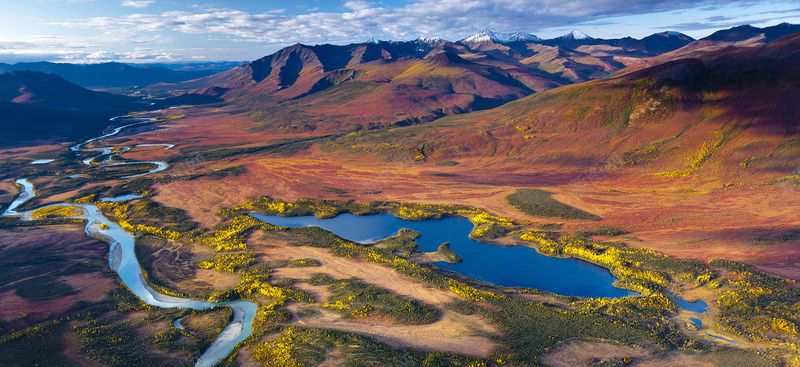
[5,111,258,367]
[70,112,169,178]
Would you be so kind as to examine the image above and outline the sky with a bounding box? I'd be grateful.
[1,0,799,64]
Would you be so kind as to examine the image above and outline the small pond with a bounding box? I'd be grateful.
[250,213,638,299]
[669,291,709,313]
[708,334,739,344]
[100,194,143,202]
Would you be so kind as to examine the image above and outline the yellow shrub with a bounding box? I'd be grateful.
[32,205,83,219]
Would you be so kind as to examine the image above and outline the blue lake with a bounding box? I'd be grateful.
[669,291,709,313]
[250,212,638,299]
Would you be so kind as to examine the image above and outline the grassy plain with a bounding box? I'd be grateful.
[0,225,232,366]
[2,101,799,366]
[144,111,800,280]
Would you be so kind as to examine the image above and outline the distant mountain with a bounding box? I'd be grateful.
[461,29,542,44]
[0,71,143,145]
[138,61,246,74]
[160,40,560,133]
[701,22,800,42]
[452,29,694,82]
[622,23,800,73]
[0,70,136,111]
[640,32,696,54]
[0,61,217,88]
[559,30,592,40]
[142,23,795,136]
[537,29,693,52]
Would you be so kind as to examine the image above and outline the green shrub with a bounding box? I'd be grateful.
[435,161,460,166]
[506,188,601,221]
[324,277,441,325]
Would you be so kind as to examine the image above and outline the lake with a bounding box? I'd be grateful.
[250,212,638,299]
[668,291,709,313]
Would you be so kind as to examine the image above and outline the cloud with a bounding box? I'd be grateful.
[53,0,748,45]
[0,48,177,63]
[20,0,800,63]
[706,15,734,22]
[0,32,176,63]
[343,1,373,11]
[121,0,154,8]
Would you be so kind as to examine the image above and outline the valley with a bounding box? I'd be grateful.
[1,23,800,367]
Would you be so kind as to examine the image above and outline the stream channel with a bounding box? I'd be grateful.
[4,110,257,367]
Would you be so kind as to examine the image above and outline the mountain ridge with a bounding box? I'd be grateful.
[0,71,145,145]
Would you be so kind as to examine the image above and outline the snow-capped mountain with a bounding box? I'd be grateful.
[413,37,444,45]
[461,29,542,44]
[559,30,592,40]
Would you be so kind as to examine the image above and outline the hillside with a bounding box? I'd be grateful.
[150,29,702,132]
[167,41,559,132]
[0,71,143,145]
[0,101,111,145]
[0,70,137,112]
[335,32,799,177]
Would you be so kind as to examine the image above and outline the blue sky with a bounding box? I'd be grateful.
[2,0,799,63]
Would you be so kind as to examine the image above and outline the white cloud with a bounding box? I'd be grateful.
[121,0,154,8]
[0,45,183,63]
[53,0,741,45]
[14,0,800,63]
[343,1,373,11]
[0,32,176,63]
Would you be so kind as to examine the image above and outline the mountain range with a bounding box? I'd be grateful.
[341,30,800,183]
[2,23,799,149]
[137,23,793,136]
[0,61,226,89]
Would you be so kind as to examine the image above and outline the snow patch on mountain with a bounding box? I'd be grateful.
[560,30,592,40]
[415,37,443,45]
[462,29,541,43]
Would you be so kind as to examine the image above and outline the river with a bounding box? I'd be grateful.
[4,110,257,367]
[70,112,169,178]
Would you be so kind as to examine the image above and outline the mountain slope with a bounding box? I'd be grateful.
[335,31,800,183]
[0,70,137,112]
[0,71,143,145]
[241,51,561,133]
[0,100,110,145]
[164,41,562,132]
